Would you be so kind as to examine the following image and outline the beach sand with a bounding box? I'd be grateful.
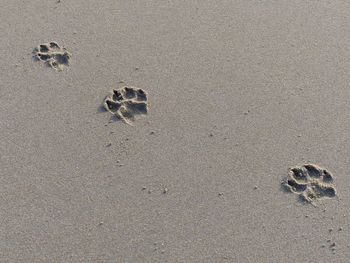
[1,0,350,262]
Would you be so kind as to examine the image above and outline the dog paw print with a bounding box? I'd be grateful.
[33,42,71,71]
[103,85,148,125]
[283,164,336,203]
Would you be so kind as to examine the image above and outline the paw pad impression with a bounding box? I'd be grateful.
[103,85,148,125]
[33,42,71,71]
[283,164,336,203]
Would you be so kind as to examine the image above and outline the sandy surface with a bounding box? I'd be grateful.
[1,0,350,262]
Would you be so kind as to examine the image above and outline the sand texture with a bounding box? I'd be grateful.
[2,0,350,262]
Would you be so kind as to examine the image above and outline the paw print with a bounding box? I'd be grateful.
[283,164,336,203]
[103,85,148,125]
[33,42,71,71]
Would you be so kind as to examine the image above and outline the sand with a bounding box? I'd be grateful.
[1,0,350,262]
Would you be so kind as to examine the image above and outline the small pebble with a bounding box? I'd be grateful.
[218,192,224,196]
[163,188,168,194]
[106,143,112,147]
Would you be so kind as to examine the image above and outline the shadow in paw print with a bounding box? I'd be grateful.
[304,164,322,179]
[102,85,149,125]
[286,178,307,193]
[49,42,60,49]
[322,170,334,183]
[53,53,70,65]
[39,44,49,52]
[313,183,336,198]
[282,164,337,204]
[32,41,71,71]
[290,167,308,183]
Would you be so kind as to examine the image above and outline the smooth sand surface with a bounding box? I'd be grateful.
[2,0,350,262]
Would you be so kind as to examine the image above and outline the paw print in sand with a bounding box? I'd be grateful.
[283,164,336,204]
[103,85,148,125]
[33,42,71,71]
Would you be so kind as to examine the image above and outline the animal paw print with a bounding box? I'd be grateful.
[33,42,71,71]
[283,164,336,203]
[103,85,148,125]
